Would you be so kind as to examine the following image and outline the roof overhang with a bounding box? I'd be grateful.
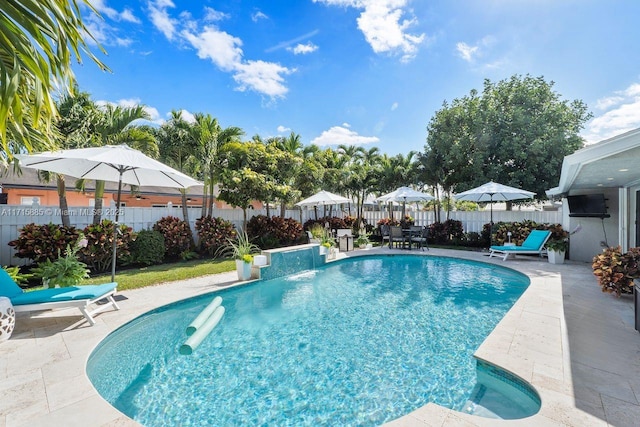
[546,127,640,197]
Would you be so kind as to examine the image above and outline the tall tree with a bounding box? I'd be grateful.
[156,110,199,246]
[1,0,107,163]
[423,74,591,202]
[47,90,101,225]
[89,104,155,224]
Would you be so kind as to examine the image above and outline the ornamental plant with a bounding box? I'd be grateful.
[592,246,640,296]
[8,223,81,264]
[128,229,165,266]
[80,220,134,272]
[247,215,303,248]
[195,216,236,256]
[32,235,90,287]
[153,216,193,259]
[224,231,260,261]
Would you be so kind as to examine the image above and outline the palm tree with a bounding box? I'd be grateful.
[1,0,107,163]
[46,90,101,226]
[89,104,155,224]
[156,110,199,246]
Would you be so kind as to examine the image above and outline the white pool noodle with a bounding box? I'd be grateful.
[180,306,225,355]
[185,296,222,336]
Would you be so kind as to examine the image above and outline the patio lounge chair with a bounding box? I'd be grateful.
[0,269,120,326]
[489,230,552,261]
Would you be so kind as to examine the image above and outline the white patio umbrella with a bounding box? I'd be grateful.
[376,186,434,219]
[16,145,203,282]
[295,190,352,219]
[453,181,535,224]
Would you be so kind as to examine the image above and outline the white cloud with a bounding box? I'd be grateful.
[277,125,291,133]
[314,0,425,62]
[148,0,178,40]
[149,4,294,99]
[252,11,269,22]
[311,125,380,146]
[84,14,133,47]
[455,36,495,63]
[204,7,229,22]
[287,42,319,55]
[88,0,141,23]
[391,102,398,111]
[582,82,640,143]
[456,42,478,62]
[232,60,294,98]
[182,26,243,71]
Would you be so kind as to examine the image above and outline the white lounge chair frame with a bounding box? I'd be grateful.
[12,289,120,326]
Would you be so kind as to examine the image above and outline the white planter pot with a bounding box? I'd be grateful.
[548,250,565,264]
[235,259,252,281]
[319,246,329,255]
[0,297,16,342]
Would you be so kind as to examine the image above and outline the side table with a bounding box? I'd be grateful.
[0,296,15,342]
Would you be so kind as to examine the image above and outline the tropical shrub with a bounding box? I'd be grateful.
[464,232,487,248]
[195,216,236,256]
[128,230,165,266]
[8,223,81,264]
[592,246,640,296]
[303,216,349,231]
[428,220,464,245]
[247,215,304,249]
[80,220,134,272]
[153,216,193,259]
[376,218,399,227]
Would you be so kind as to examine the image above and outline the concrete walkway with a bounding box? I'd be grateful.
[1,249,639,426]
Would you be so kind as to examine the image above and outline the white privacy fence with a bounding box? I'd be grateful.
[0,204,561,266]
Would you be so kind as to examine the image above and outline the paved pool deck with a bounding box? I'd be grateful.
[1,248,639,426]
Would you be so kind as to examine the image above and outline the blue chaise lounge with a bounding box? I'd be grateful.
[0,269,119,326]
[489,230,552,261]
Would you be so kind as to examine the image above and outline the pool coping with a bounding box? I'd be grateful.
[1,248,639,426]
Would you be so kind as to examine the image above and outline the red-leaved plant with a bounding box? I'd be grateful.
[592,246,640,296]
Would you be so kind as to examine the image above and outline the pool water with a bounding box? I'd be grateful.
[88,255,533,426]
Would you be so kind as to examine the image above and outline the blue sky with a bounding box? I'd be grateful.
[74,0,640,155]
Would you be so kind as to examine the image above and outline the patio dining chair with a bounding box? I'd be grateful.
[411,226,429,251]
[389,226,408,249]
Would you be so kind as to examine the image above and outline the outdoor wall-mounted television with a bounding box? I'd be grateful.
[567,194,610,218]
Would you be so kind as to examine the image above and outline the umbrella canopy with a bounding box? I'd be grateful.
[15,144,202,189]
[295,190,352,207]
[376,186,434,219]
[16,145,203,282]
[454,181,535,223]
[376,186,435,203]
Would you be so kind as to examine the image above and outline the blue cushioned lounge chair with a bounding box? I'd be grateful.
[0,269,119,326]
[489,230,552,261]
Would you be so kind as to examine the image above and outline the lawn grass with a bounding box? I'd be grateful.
[83,258,236,291]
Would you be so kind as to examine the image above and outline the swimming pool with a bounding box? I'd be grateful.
[88,254,536,426]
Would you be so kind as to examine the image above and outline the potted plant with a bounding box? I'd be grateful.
[592,246,640,296]
[319,230,334,255]
[226,232,260,281]
[356,232,370,249]
[32,236,90,288]
[546,238,568,264]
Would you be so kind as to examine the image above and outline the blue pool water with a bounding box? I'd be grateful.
[88,255,533,426]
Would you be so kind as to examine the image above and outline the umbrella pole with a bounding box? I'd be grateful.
[111,174,123,282]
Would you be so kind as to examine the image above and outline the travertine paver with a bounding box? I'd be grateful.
[1,250,638,427]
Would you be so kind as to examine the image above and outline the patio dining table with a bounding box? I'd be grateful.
[401,227,424,250]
